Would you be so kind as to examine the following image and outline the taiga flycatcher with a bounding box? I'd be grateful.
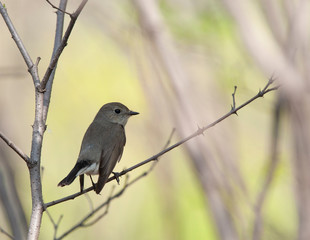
[58,102,139,194]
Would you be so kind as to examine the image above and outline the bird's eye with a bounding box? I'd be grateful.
[115,109,121,114]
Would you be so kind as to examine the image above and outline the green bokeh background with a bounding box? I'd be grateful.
[0,1,295,239]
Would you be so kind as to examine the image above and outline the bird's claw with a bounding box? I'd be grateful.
[112,172,121,185]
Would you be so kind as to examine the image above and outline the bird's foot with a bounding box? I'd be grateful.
[112,172,121,185]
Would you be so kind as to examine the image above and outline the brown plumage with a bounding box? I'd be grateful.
[58,102,139,194]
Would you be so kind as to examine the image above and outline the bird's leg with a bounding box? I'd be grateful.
[112,172,121,185]
[79,175,84,193]
[89,175,96,189]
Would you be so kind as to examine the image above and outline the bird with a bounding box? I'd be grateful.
[58,102,139,194]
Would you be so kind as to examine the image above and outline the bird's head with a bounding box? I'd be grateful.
[97,102,139,126]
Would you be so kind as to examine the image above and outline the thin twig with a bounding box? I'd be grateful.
[46,0,71,15]
[0,3,40,88]
[84,193,94,212]
[81,186,115,227]
[231,86,238,114]
[35,57,41,67]
[0,226,14,240]
[0,131,30,164]
[43,0,68,122]
[45,78,278,209]
[162,128,176,150]
[46,210,63,240]
[56,184,117,239]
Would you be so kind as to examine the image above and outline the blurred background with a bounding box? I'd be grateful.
[1,0,309,239]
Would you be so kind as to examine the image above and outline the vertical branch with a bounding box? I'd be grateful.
[27,1,69,239]
[0,170,23,239]
[0,147,28,239]
[260,0,286,46]
[27,91,45,240]
[290,99,310,240]
[43,0,68,122]
[252,97,282,240]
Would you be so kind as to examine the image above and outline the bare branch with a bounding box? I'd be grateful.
[84,193,94,212]
[0,148,28,238]
[46,210,63,240]
[162,128,176,150]
[0,131,30,164]
[40,0,88,92]
[0,3,40,88]
[45,79,278,209]
[0,226,13,240]
[81,186,115,227]
[252,98,282,240]
[43,0,68,122]
[46,0,71,16]
[231,86,238,114]
[55,185,117,239]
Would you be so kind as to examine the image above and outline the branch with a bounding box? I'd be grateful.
[55,162,157,240]
[45,78,278,209]
[39,0,88,92]
[0,226,13,240]
[231,85,238,114]
[55,185,115,239]
[0,131,30,164]
[0,2,40,88]
[0,148,28,237]
[162,128,175,149]
[42,0,68,122]
[46,0,71,15]
[252,97,282,240]
[45,210,63,240]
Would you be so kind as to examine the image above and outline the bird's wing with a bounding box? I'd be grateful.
[95,124,126,194]
[78,121,107,163]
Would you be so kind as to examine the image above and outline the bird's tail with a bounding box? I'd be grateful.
[58,162,86,187]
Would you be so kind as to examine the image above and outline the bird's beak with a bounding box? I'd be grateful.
[129,110,139,116]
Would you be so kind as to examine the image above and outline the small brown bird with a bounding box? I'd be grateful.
[58,102,139,194]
